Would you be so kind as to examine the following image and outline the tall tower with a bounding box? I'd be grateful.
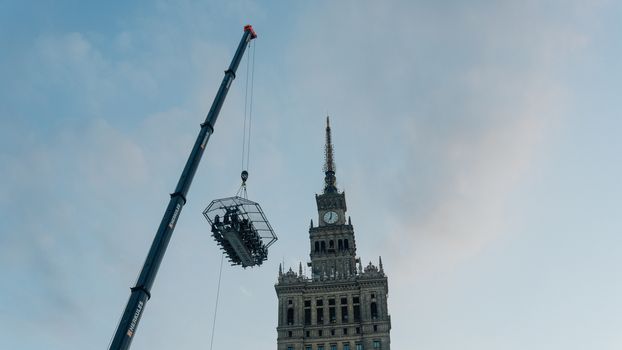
[276,118,391,350]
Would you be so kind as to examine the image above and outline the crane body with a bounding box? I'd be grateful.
[108,25,257,350]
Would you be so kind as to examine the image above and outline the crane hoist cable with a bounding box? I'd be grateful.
[238,39,256,199]
[209,40,256,350]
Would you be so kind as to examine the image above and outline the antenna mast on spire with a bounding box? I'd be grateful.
[323,116,338,193]
[324,116,335,174]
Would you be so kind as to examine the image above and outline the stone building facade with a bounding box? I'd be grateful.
[275,118,391,350]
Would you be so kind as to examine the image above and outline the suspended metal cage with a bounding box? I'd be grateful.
[203,196,277,268]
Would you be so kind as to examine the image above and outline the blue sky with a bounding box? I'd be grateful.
[1,1,621,349]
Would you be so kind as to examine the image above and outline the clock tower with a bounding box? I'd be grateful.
[311,118,356,280]
[276,117,391,350]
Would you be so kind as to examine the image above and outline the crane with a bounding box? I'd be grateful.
[108,25,258,350]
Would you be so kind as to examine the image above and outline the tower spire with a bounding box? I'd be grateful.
[323,116,338,193]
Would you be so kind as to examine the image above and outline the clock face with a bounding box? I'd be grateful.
[323,211,339,224]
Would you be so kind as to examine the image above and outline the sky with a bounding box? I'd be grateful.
[1,1,621,349]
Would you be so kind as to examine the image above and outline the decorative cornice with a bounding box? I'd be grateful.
[275,274,388,294]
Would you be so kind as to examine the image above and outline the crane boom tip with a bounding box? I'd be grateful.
[244,25,257,39]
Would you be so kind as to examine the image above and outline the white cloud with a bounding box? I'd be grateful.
[1,1,617,349]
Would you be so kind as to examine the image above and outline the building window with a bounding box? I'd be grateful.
[317,307,324,324]
[373,340,380,349]
[329,302,336,323]
[344,239,349,250]
[356,344,363,350]
[287,308,294,325]
[315,241,320,252]
[330,329,335,336]
[306,331,310,338]
[338,239,343,251]
[305,300,312,325]
[319,330,323,337]
[287,346,293,350]
[341,296,349,322]
[373,325,378,332]
[318,345,325,350]
[288,331,292,338]
[343,343,350,350]
[317,299,324,307]
[343,328,348,335]
[329,240,334,249]
[306,346,311,350]
[321,241,326,252]
[287,308,295,324]
[356,327,360,334]
[370,302,378,319]
[341,305,349,322]
[353,296,360,321]
[330,345,337,350]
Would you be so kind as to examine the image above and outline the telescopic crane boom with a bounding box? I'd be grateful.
[108,25,257,350]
